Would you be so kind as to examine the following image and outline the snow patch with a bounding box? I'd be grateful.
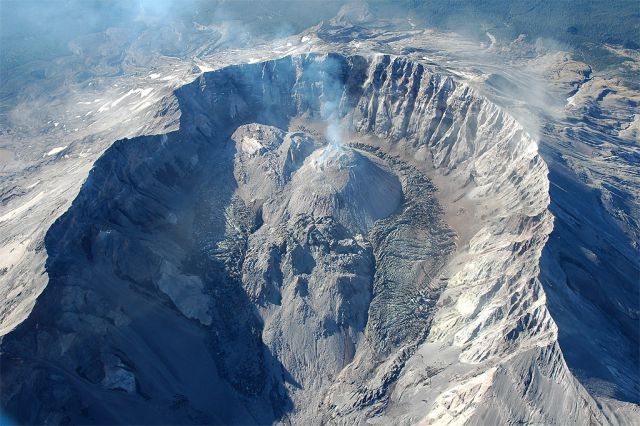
[0,192,45,223]
[110,88,153,109]
[240,136,263,154]
[0,240,30,270]
[45,146,67,156]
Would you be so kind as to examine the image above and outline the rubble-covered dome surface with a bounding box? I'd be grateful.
[0,53,634,425]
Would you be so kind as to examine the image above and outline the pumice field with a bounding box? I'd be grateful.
[0,1,638,425]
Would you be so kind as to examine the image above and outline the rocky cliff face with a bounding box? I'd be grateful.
[0,53,607,424]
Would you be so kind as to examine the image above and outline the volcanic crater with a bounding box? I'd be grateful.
[1,53,553,425]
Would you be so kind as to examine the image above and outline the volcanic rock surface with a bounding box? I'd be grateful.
[0,51,636,425]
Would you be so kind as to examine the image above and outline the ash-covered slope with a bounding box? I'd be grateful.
[0,53,612,424]
[284,144,403,232]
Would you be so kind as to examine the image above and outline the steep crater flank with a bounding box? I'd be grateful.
[1,53,555,424]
